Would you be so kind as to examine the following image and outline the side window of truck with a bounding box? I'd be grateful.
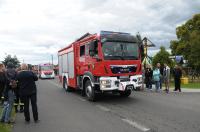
[85,44,89,56]
[80,45,85,57]
[89,40,98,57]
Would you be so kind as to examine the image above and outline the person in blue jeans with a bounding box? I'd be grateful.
[153,63,161,92]
[1,90,15,123]
[0,62,17,123]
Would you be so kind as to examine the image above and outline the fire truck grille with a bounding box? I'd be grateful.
[120,78,130,82]
[110,65,137,74]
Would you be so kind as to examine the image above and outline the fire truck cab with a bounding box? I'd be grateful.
[58,31,142,101]
[38,63,55,79]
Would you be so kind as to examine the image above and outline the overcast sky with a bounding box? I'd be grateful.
[0,0,199,64]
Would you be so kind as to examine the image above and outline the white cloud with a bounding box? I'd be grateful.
[0,0,199,64]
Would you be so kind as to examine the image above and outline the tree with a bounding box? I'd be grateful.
[170,13,200,68]
[189,31,200,69]
[152,46,173,68]
[3,55,20,68]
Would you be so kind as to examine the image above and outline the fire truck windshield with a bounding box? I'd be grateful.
[40,66,52,71]
[102,42,139,60]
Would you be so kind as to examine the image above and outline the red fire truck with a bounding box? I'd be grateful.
[38,63,55,79]
[58,31,142,101]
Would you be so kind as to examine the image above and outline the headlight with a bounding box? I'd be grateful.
[100,80,111,88]
[138,77,142,82]
[100,80,111,85]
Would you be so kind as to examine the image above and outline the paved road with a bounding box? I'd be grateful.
[13,79,200,132]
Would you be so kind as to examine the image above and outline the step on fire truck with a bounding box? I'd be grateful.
[38,63,55,79]
[58,31,143,101]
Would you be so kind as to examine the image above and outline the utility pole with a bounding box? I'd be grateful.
[51,54,54,68]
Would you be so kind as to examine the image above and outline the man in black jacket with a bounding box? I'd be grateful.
[173,65,182,92]
[145,65,153,89]
[17,63,39,123]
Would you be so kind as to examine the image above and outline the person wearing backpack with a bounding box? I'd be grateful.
[0,62,17,123]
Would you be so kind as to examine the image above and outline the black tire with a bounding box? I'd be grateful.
[63,78,71,92]
[85,80,96,101]
[120,89,131,97]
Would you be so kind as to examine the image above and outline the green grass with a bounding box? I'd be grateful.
[170,82,200,89]
[0,106,15,132]
[0,122,13,132]
[181,82,200,89]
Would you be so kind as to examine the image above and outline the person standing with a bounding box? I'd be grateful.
[173,65,182,92]
[17,63,39,123]
[0,64,6,104]
[153,63,161,92]
[157,63,163,90]
[1,62,17,123]
[14,67,24,113]
[163,63,170,93]
[145,65,153,89]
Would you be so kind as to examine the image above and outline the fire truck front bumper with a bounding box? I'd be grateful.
[40,72,55,79]
[99,75,142,91]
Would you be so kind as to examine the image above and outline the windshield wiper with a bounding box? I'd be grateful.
[124,56,138,60]
[104,56,124,60]
[113,56,124,60]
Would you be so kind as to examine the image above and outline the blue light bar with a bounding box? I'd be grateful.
[100,31,131,36]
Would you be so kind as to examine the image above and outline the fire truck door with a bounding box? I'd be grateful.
[68,52,74,78]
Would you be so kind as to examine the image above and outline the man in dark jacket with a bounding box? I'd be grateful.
[145,65,153,89]
[14,67,24,113]
[173,65,182,92]
[17,63,39,123]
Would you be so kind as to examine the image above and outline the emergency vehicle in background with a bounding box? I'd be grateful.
[58,31,142,101]
[38,63,55,79]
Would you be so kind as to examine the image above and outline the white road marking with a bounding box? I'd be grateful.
[96,105,110,112]
[121,118,150,132]
[48,80,150,132]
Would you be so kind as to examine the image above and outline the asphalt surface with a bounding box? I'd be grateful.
[13,79,200,132]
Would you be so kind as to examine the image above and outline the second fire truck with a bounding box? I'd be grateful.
[58,31,142,101]
[38,63,55,79]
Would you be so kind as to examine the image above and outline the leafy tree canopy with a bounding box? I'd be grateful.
[152,46,173,68]
[170,13,200,68]
[3,54,20,68]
